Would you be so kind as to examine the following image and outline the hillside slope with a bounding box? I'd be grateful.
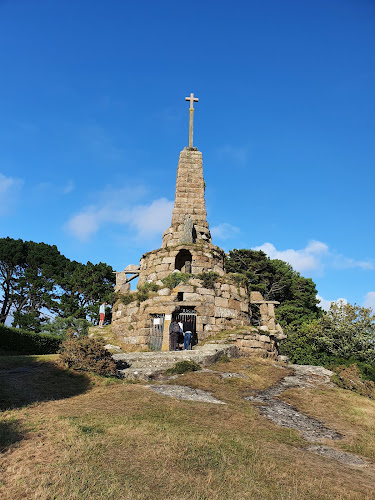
[0,355,374,499]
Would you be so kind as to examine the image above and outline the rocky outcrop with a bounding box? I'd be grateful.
[113,343,239,380]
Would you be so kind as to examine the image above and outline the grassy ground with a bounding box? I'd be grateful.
[0,355,374,499]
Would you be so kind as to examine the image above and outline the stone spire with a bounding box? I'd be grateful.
[162,94,211,248]
[162,148,211,248]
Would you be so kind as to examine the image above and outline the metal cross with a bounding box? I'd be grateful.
[185,92,199,147]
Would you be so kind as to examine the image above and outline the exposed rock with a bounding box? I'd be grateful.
[113,344,239,380]
[124,264,140,273]
[245,364,369,465]
[245,365,341,441]
[104,344,123,352]
[146,384,225,404]
[306,445,367,466]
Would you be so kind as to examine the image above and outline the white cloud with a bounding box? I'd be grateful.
[211,223,240,240]
[65,191,174,242]
[0,173,23,215]
[66,212,100,241]
[254,240,329,273]
[128,198,174,237]
[331,255,374,271]
[363,292,375,312]
[254,240,374,274]
[317,295,348,312]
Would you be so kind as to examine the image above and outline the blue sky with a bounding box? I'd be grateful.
[1,0,374,310]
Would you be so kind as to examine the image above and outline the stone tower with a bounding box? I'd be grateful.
[112,94,284,357]
[162,148,211,247]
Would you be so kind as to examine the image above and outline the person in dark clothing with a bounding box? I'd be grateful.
[169,319,180,351]
[183,317,193,350]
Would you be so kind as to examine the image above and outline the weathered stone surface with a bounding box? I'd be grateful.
[215,297,229,308]
[214,307,236,319]
[176,284,194,293]
[124,264,140,273]
[245,365,347,446]
[147,385,225,404]
[228,299,241,311]
[240,302,249,312]
[259,335,271,343]
[114,344,239,380]
[183,292,202,301]
[250,291,263,301]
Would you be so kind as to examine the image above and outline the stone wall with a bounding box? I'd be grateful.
[232,328,282,359]
[112,276,250,348]
[137,243,225,287]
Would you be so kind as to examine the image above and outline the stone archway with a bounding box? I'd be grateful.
[175,249,192,273]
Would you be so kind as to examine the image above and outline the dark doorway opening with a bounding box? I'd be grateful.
[175,249,192,273]
[174,307,197,347]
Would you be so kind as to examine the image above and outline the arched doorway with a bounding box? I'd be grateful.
[175,249,192,273]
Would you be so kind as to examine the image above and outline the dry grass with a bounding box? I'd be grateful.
[281,385,375,461]
[1,355,375,499]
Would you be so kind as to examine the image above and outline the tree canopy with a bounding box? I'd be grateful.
[225,249,322,327]
[0,237,115,330]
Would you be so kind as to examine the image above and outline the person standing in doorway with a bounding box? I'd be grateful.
[183,317,192,350]
[169,319,180,351]
[99,302,106,328]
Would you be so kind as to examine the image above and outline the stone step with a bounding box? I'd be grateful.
[113,344,239,380]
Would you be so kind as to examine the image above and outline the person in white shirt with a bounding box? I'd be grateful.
[99,302,106,328]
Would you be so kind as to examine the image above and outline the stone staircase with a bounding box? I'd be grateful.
[112,343,239,380]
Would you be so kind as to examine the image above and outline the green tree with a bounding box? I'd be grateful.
[59,261,115,322]
[41,315,91,339]
[0,237,115,329]
[0,237,26,324]
[11,241,68,330]
[225,249,322,327]
[280,301,375,365]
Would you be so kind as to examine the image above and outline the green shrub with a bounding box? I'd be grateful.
[135,282,160,303]
[197,272,219,290]
[58,334,117,377]
[166,360,201,375]
[161,272,192,290]
[118,293,137,306]
[0,324,61,354]
[138,282,160,293]
[280,302,375,366]
[41,316,91,339]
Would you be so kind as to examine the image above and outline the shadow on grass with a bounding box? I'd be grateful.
[0,358,92,411]
[0,419,24,452]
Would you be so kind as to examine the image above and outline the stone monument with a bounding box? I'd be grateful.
[112,94,284,357]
